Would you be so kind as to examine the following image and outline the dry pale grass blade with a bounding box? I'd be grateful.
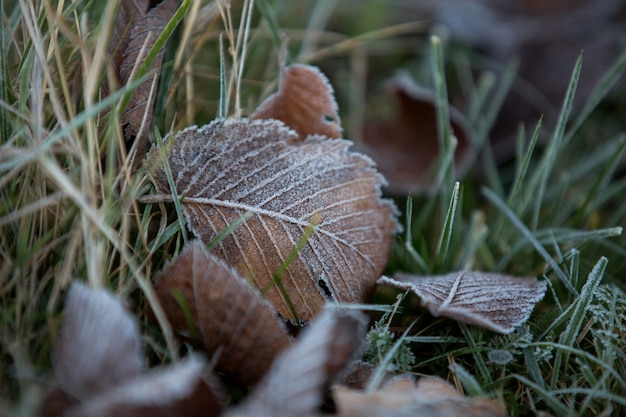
[154,240,293,386]
[333,375,505,417]
[251,64,342,140]
[64,354,223,417]
[52,282,143,401]
[226,308,368,417]
[378,271,547,334]
[145,118,399,321]
[355,71,474,195]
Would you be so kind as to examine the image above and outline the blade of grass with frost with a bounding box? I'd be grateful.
[466,71,495,127]
[205,211,253,250]
[433,181,460,270]
[459,211,488,271]
[404,196,428,272]
[574,135,626,225]
[430,36,455,202]
[154,129,188,245]
[218,33,226,118]
[449,362,485,397]
[530,54,582,230]
[565,48,626,144]
[522,347,546,389]
[483,186,577,295]
[366,324,414,393]
[513,374,570,415]
[256,0,282,50]
[550,257,607,389]
[458,323,491,385]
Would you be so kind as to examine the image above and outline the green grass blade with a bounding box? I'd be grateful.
[482,187,577,295]
[449,362,485,396]
[0,0,10,144]
[434,181,460,269]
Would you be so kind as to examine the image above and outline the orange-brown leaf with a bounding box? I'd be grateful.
[251,64,342,140]
[154,240,293,386]
[146,118,399,322]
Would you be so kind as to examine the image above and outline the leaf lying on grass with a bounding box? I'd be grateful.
[378,271,547,333]
[355,71,475,194]
[250,54,342,140]
[47,282,223,417]
[154,240,293,387]
[144,118,399,321]
[333,375,505,417]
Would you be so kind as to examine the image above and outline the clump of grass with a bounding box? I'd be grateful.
[1,1,625,416]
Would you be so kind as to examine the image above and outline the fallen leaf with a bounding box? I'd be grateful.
[145,118,399,321]
[65,354,223,417]
[377,271,547,333]
[154,240,293,386]
[250,63,342,140]
[52,282,143,401]
[356,71,475,195]
[226,308,368,417]
[102,0,180,164]
[48,283,224,417]
[333,375,505,417]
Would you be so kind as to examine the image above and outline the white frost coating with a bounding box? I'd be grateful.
[378,272,547,334]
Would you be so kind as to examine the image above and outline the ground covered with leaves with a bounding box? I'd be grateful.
[1,1,626,416]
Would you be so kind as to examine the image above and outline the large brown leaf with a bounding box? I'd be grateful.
[378,271,547,334]
[154,240,293,386]
[145,118,399,321]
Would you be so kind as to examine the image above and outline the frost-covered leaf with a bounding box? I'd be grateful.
[52,282,143,401]
[251,63,342,140]
[145,118,399,321]
[226,308,367,417]
[154,240,292,386]
[355,71,474,195]
[378,272,547,334]
[66,354,223,417]
[333,375,505,417]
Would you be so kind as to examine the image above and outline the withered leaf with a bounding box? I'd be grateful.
[378,271,547,334]
[226,308,367,417]
[333,375,505,417]
[66,354,223,417]
[52,282,143,401]
[251,63,342,140]
[154,240,292,386]
[145,118,399,321]
[356,71,475,195]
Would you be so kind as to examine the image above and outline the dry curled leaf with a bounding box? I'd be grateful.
[65,354,222,417]
[154,240,293,386]
[333,375,505,417]
[52,282,143,401]
[378,271,547,334]
[103,0,180,162]
[48,283,223,417]
[226,308,367,417]
[356,71,475,195]
[145,118,399,322]
[251,63,342,140]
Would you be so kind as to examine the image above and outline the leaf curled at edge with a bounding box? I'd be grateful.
[226,308,368,417]
[154,240,293,387]
[250,63,342,140]
[64,354,223,417]
[52,282,143,401]
[333,375,505,417]
[377,271,547,334]
[145,118,399,321]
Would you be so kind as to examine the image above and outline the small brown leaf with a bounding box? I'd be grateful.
[154,240,293,386]
[52,282,143,401]
[333,375,505,417]
[377,271,547,334]
[66,354,223,417]
[356,71,475,195]
[251,63,342,140]
[226,308,367,417]
[146,118,399,321]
